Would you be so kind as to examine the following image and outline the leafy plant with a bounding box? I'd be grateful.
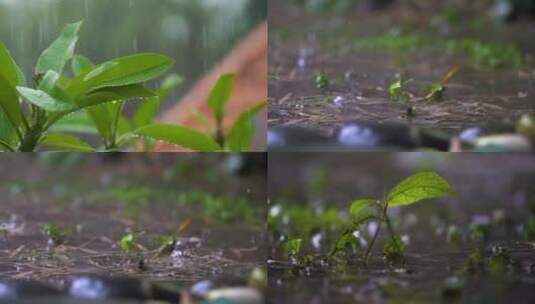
[314,71,330,90]
[41,223,67,245]
[119,233,135,253]
[423,66,459,101]
[282,238,303,259]
[0,21,265,152]
[331,171,455,263]
[389,78,413,102]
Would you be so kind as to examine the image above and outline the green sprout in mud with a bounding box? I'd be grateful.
[314,71,330,90]
[0,21,265,152]
[41,223,67,245]
[331,171,456,264]
[119,233,135,253]
[282,238,303,259]
[157,235,176,255]
[423,66,460,101]
[389,78,412,102]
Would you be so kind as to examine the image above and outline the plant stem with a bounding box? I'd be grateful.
[215,121,225,147]
[364,220,382,264]
[0,139,15,152]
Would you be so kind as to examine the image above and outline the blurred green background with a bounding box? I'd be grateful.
[0,0,266,103]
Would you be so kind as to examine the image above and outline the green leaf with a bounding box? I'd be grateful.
[0,73,23,128]
[330,230,360,256]
[76,84,155,109]
[119,233,135,253]
[71,55,94,76]
[282,238,302,258]
[38,70,73,104]
[386,171,455,207]
[0,110,16,150]
[133,124,221,152]
[41,133,94,152]
[208,74,235,123]
[133,73,182,128]
[158,73,183,102]
[83,53,175,92]
[0,41,22,87]
[36,21,83,75]
[49,112,98,135]
[226,101,266,152]
[17,86,74,112]
[349,199,375,218]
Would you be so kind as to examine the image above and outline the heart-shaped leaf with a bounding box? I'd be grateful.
[386,171,455,207]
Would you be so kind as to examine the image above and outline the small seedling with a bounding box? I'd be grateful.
[119,233,135,253]
[282,238,303,260]
[331,171,455,263]
[389,78,413,102]
[41,223,67,245]
[314,71,330,90]
[424,66,459,101]
[157,235,176,255]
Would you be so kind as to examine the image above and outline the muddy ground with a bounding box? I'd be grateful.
[268,153,535,303]
[0,154,266,299]
[269,1,535,138]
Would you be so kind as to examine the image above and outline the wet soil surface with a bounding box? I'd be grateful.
[268,153,535,303]
[269,1,535,139]
[0,154,266,302]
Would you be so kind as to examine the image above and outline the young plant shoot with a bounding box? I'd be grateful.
[331,171,456,264]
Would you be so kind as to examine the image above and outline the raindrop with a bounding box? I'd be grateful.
[333,96,346,107]
[133,38,138,52]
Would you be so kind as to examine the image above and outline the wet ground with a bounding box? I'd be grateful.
[0,154,266,303]
[268,153,535,303]
[269,1,535,140]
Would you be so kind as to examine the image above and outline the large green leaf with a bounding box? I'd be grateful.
[38,70,73,104]
[36,21,83,75]
[75,84,155,109]
[0,110,16,150]
[83,53,175,92]
[17,86,74,112]
[133,124,221,152]
[134,73,182,128]
[208,74,235,123]
[0,41,22,87]
[226,101,266,151]
[0,73,23,128]
[71,55,94,77]
[86,104,114,139]
[41,133,94,152]
[386,171,456,207]
[49,112,98,135]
